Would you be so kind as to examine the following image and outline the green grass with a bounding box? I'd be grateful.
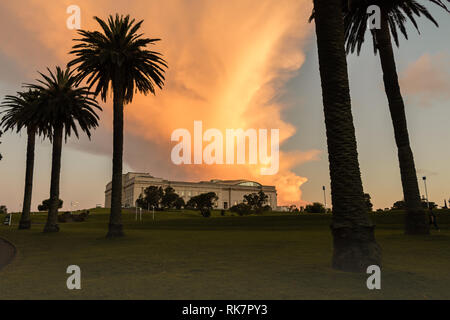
[1,209,449,299]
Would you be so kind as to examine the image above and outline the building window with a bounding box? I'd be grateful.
[224,202,228,209]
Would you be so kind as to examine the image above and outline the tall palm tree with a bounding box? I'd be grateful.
[313,0,381,272]
[68,14,167,238]
[1,90,48,229]
[28,67,101,233]
[343,0,448,234]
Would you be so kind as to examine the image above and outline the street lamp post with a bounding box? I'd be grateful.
[422,176,430,209]
[70,201,79,214]
[322,186,327,208]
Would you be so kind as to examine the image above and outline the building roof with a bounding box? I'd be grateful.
[206,179,263,187]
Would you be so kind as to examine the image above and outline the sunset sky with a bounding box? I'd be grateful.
[0,0,449,212]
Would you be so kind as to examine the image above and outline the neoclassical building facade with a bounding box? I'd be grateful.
[104,172,277,210]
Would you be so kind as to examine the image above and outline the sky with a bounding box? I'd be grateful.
[0,0,449,212]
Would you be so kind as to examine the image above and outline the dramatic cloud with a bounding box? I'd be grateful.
[0,0,318,206]
[400,53,450,107]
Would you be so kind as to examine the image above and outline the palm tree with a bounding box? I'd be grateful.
[343,0,448,234]
[313,0,381,272]
[28,67,101,233]
[1,90,49,229]
[68,14,167,237]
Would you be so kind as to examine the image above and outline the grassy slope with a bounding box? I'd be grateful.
[0,209,449,299]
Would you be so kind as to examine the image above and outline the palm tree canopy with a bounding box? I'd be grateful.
[26,67,102,141]
[68,14,167,104]
[344,0,449,54]
[0,89,51,137]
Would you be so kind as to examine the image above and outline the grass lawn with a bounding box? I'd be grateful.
[1,208,449,299]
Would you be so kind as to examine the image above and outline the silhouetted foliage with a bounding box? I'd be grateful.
[186,192,218,212]
[28,67,101,233]
[342,0,448,234]
[392,200,437,210]
[304,202,326,214]
[136,186,164,209]
[38,199,63,212]
[136,186,185,210]
[68,14,168,238]
[243,191,269,213]
[229,191,271,216]
[1,89,51,229]
[200,208,211,218]
[0,205,7,214]
[174,197,185,210]
[161,186,181,209]
[230,203,252,216]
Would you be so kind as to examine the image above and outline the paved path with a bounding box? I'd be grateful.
[0,237,16,270]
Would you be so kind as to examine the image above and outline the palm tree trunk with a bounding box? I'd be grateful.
[313,0,381,272]
[107,76,125,238]
[374,11,429,235]
[18,126,36,230]
[44,124,63,233]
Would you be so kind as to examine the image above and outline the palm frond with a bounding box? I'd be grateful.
[68,14,167,104]
[343,0,449,55]
[25,67,102,142]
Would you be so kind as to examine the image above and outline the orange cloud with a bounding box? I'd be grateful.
[0,0,318,207]
[400,53,450,107]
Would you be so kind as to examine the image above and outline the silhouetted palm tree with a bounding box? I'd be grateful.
[0,90,49,229]
[343,0,448,234]
[312,0,381,272]
[68,14,167,237]
[28,67,101,233]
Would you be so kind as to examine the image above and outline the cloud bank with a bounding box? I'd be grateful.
[400,53,450,107]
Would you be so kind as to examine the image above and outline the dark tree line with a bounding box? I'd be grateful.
[136,186,185,210]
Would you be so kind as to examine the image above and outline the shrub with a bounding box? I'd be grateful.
[38,199,63,211]
[304,202,326,214]
[230,203,252,216]
[200,208,211,218]
[174,197,185,210]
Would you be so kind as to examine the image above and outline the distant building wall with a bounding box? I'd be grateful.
[104,172,277,210]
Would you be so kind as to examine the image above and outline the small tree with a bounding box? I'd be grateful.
[243,190,268,213]
[186,192,218,217]
[161,186,180,209]
[392,200,405,210]
[38,199,63,212]
[136,186,164,209]
[174,197,185,210]
[0,205,7,214]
